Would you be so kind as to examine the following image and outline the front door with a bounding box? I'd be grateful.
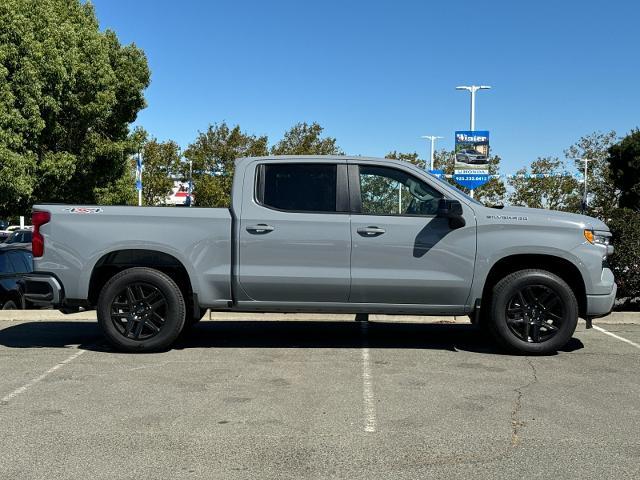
[238,161,351,303]
[349,163,476,308]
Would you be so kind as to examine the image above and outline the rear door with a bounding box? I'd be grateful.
[348,163,476,308]
[237,160,351,303]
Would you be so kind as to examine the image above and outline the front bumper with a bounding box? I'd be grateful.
[23,273,64,307]
[586,282,617,318]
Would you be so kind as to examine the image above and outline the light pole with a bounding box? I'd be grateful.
[187,159,193,207]
[455,85,491,131]
[579,158,592,214]
[420,135,443,171]
[137,150,143,207]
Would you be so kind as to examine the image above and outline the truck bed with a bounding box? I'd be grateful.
[33,205,233,307]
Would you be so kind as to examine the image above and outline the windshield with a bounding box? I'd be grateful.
[429,173,484,206]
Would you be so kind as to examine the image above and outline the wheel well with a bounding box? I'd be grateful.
[481,254,587,317]
[3,291,23,308]
[88,249,194,308]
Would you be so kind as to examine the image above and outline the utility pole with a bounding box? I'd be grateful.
[456,85,491,198]
[420,135,443,171]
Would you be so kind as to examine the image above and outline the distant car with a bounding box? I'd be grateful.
[0,230,32,248]
[456,149,488,165]
[0,247,33,309]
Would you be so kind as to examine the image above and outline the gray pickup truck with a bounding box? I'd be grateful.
[25,155,616,354]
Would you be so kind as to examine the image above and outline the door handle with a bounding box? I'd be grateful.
[246,224,275,234]
[357,226,385,237]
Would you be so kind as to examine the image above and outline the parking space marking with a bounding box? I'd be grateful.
[0,349,86,405]
[360,321,377,433]
[593,325,640,350]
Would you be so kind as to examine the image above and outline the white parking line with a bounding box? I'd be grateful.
[360,321,377,433]
[593,325,640,350]
[1,349,86,404]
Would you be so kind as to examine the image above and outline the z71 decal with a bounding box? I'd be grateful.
[63,207,103,214]
[486,214,528,221]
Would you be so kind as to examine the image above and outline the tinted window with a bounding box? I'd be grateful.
[260,164,337,212]
[359,166,443,216]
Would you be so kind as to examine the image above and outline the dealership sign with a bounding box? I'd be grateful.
[454,130,490,190]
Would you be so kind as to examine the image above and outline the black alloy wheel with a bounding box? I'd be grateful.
[489,269,578,355]
[97,267,186,352]
[110,282,168,341]
[505,285,565,343]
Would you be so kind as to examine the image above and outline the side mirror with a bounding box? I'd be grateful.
[437,198,466,229]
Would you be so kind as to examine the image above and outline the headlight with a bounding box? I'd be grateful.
[584,229,612,246]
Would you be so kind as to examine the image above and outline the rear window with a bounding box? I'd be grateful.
[258,164,337,213]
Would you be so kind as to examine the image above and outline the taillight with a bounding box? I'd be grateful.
[32,210,51,257]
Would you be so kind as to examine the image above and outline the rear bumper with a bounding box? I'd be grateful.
[586,283,617,318]
[23,273,64,307]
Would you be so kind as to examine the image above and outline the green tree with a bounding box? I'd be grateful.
[271,122,342,155]
[94,164,137,206]
[141,137,181,206]
[607,129,640,212]
[433,149,506,206]
[385,151,425,169]
[508,157,581,211]
[184,123,268,207]
[565,131,619,218]
[0,0,149,216]
[607,208,640,302]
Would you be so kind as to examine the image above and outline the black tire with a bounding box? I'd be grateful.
[97,267,186,352]
[488,269,578,355]
[2,300,18,310]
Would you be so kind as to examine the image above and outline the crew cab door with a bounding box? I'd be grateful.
[237,160,351,303]
[348,163,476,309]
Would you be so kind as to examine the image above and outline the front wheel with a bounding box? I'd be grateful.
[97,267,186,352]
[489,269,578,355]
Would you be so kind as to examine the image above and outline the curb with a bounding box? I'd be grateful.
[0,310,638,324]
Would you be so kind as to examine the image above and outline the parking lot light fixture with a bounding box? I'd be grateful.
[455,85,491,130]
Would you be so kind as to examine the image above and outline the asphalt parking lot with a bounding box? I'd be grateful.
[0,313,638,479]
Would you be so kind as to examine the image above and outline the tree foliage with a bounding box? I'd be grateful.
[184,123,268,207]
[607,129,640,212]
[271,122,342,156]
[385,151,425,169]
[508,157,582,211]
[0,0,149,216]
[607,208,640,303]
[565,131,618,219]
[140,136,182,206]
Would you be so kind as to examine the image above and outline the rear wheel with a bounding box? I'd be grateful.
[489,269,578,355]
[97,267,186,352]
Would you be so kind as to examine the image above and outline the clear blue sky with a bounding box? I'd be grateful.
[91,0,639,173]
